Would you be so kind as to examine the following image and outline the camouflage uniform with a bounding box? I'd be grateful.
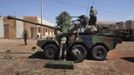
[89,6,97,25]
[23,30,28,45]
[60,22,70,59]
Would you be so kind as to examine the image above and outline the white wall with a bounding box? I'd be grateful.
[16,17,24,38]
[0,17,4,38]
[37,17,55,38]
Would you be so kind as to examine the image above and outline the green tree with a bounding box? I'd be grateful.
[56,11,71,33]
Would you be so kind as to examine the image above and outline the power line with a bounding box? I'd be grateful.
[50,0,130,16]
[98,9,129,16]
[51,0,87,8]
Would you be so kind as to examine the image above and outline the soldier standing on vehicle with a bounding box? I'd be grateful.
[23,29,28,45]
[88,6,97,25]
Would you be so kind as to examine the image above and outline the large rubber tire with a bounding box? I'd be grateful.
[69,45,87,62]
[91,45,107,61]
[43,44,59,60]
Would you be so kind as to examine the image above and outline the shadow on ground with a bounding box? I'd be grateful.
[28,51,46,59]
[121,57,134,63]
[28,51,74,61]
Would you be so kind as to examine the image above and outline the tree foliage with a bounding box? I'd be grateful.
[56,11,71,32]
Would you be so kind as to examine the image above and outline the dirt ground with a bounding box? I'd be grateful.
[0,39,133,75]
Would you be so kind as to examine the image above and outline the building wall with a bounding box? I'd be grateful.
[16,17,24,38]
[125,20,134,29]
[37,17,55,38]
[3,16,16,39]
[24,16,38,39]
[125,20,134,40]
[31,27,38,39]
[0,17,4,38]
[116,22,126,30]
[0,16,55,39]
[23,16,55,39]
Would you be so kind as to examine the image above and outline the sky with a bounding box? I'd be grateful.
[0,0,134,25]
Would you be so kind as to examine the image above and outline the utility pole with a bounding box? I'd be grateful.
[40,0,44,38]
[41,0,44,24]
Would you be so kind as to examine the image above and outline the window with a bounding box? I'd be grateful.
[43,28,45,35]
[38,27,41,32]
[46,28,48,32]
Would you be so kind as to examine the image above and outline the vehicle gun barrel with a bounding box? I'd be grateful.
[7,16,58,30]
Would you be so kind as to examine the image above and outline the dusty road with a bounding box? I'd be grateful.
[0,39,133,75]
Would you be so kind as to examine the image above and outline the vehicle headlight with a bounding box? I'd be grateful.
[61,37,67,44]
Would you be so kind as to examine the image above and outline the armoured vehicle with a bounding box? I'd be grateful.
[7,16,121,62]
[36,15,122,61]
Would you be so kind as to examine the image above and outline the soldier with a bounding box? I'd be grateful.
[78,15,87,27]
[88,6,97,25]
[23,29,28,45]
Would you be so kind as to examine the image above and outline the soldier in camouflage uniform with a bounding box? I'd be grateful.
[23,29,28,45]
[88,6,97,25]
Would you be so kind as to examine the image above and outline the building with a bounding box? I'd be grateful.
[115,20,134,41]
[125,20,134,30]
[0,16,55,39]
[116,20,134,30]
[116,21,126,30]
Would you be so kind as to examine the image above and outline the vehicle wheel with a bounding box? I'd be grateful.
[69,45,87,62]
[43,44,59,59]
[91,45,107,60]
